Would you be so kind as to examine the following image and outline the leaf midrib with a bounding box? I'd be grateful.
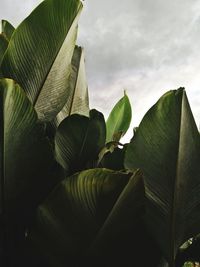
[107,98,126,142]
[68,47,82,116]
[170,90,185,264]
[32,4,82,108]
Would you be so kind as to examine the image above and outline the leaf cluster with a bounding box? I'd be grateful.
[0,1,199,267]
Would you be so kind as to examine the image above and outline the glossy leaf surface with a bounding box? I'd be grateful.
[106,91,132,143]
[125,88,200,265]
[55,109,106,174]
[55,46,89,126]
[1,0,82,121]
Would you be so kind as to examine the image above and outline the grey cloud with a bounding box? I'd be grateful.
[78,0,200,129]
[0,0,41,27]
[0,0,200,135]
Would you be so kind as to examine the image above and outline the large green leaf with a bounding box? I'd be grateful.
[0,0,82,121]
[1,20,15,41]
[87,170,163,267]
[125,88,200,266]
[55,46,89,126]
[29,168,132,267]
[106,91,132,143]
[55,109,106,174]
[0,78,59,265]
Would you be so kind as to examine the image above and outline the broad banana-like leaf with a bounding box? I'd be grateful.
[0,0,83,121]
[55,46,89,126]
[29,168,132,267]
[106,91,132,143]
[0,78,59,265]
[1,20,15,40]
[55,109,106,174]
[0,34,8,64]
[125,88,200,266]
[88,170,162,267]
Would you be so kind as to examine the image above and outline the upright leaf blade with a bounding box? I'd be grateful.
[55,109,106,174]
[1,20,15,41]
[1,0,83,121]
[106,91,132,143]
[125,88,200,265]
[55,46,89,126]
[0,78,60,266]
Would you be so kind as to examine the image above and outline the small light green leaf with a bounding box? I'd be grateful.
[106,91,132,143]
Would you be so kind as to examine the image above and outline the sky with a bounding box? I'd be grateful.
[1,0,200,141]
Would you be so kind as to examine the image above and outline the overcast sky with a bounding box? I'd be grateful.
[1,0,200,141]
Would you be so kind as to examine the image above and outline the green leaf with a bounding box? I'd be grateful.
[125,88,200,266]
[29,168,131,267]
[106,91,132,143]
[55,46,89,126]
[88,170,162,267]
[0,34,8,65]
[0,0,83,121]
[100,145,127,171]
[55,109,106,174]
[0,78,59,265]
[1,20,15,41]
[87,170,145,264]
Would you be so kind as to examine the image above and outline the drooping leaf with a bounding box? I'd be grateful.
[55,109,106,174]
[106,91,132,143]
[100,145,127,171]
[87,170,162,267]
[29,168,131,267]
[125,88,200,266]
[1,20,15,41]
[0,0,83,121]
[0,34,8,65]
[97,140,119,165]
[0,78,59,265]
[55,46,89,126]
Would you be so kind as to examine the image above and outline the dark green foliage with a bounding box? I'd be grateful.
[125,88,200,266]
[0,0,199,267]
[29,169,132,266]
[100,145,127,171]
[55,109,106,175]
